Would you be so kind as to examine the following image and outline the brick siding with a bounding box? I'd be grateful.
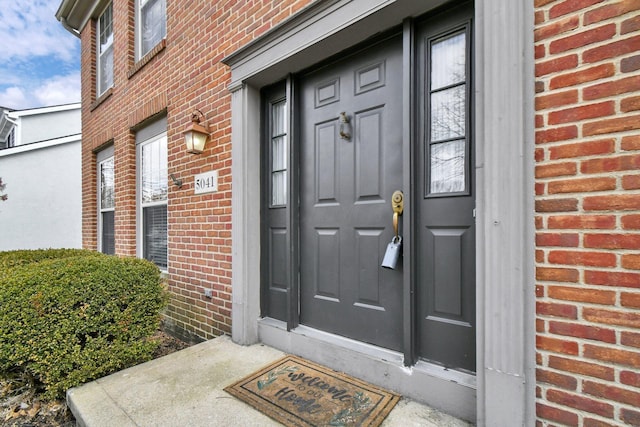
[535,0,640,425]
[79,0,312,341]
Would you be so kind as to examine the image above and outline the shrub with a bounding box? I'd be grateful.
[0,249,100,279]
[0,252,168,399]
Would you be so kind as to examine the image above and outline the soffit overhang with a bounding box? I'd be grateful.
[55,0,107,33]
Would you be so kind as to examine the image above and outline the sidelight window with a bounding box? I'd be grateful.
[428,30,468,195]
[270,99,288,206]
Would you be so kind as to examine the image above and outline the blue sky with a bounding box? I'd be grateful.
[0,0,80,110]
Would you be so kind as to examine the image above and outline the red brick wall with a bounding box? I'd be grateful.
[79,0,313,341]
[534,0,640,425]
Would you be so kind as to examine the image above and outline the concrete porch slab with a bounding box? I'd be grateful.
[67,335,472,426]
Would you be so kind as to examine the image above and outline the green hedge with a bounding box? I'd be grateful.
[0,250,168,399]
[0,249,100,281]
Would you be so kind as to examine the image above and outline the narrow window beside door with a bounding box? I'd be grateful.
[428,30,468,195]
[271,99,288,206]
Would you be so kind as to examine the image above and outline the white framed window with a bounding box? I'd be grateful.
[97,3,114,96]
[97,146,115,255]
[137,124,167,270]
[136,0,166,59]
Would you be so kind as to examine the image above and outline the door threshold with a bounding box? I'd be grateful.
[257,317,477,422]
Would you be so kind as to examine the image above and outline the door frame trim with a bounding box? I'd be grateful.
[223,0,535,424]
[401,17,416,366]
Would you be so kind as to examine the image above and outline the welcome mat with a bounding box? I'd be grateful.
[224,355,400,427]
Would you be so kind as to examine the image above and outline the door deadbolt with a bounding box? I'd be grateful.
[392,190,404,215]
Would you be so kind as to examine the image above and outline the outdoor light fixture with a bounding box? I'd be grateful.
[184,109,209,154]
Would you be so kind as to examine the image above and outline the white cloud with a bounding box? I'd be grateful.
[0,1,80,109]
[34,72,81,106]
[0,0,77,63]
[0,87,28,109]
[0,72,80,110]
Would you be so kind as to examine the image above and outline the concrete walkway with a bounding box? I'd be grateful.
[67,336,472,426]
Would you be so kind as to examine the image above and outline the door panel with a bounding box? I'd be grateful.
[425,226,473,321]
[268,228,288,292]
[299,36,403,351]
[355,228,386,307]
[416,6,476,372]
[355,108,384,200]
[315,122,339,203]
[315,228,340,299]
[430,227,464,316]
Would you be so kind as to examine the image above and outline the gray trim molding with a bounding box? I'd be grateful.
[225,0,534,424]
[475,0,535,425]
[134,116,167,145]
[230,84,262,346]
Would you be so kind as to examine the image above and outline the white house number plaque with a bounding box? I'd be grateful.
[194,170,218,194]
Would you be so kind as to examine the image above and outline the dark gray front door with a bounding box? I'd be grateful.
[299,36,404,351]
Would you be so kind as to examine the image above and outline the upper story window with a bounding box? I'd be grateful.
[97,3,114,96]
[137,0,166,59]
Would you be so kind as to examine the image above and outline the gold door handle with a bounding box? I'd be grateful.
[391,190,403,239]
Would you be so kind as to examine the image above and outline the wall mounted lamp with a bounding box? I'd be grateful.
[183,109,210,154]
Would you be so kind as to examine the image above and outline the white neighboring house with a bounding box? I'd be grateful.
[0,103,82,251]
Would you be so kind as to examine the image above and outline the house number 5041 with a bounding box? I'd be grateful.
[194,170,218,194]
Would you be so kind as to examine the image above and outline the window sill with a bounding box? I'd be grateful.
[90,87,113,111]
[128,39,166,79]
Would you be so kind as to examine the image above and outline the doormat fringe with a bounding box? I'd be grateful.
[224,355,400,426]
